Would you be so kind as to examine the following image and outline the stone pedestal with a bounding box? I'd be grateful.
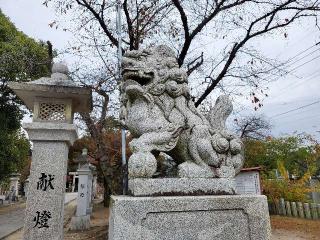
[129,178,235,196]
[108,195,271,240]
[23,122,77,240]
[70,166,91,230]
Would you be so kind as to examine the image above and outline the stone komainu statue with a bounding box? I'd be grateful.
[120,45,243,179]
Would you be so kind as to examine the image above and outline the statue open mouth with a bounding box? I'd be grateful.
[122,68,154,86]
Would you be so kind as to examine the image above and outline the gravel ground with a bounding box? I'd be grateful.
[64,201,108,240]
[0,200,26,239]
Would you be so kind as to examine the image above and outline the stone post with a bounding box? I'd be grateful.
[70,165,91,230]
[9,63,92,240]
[285,201,292,217]
[297,202,305,218]
[24,177,30,197]
[304,203,312,219]
[310,203,318,220]
[9,173,21,201]
[291,202,298,217]
[280,198,286,215]
[22,122,77,239]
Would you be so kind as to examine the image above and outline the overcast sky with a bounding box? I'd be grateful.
[1,0,319,139]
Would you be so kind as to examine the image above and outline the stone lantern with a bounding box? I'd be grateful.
[70,148,93,230]
[9,172,21,201]
[24,177,30,196]
[9,63,92,240]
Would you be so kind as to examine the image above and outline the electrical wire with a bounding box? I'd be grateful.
[270,100,320,118]
[270,70,320,100]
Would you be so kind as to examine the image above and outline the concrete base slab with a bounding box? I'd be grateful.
[128,178,235,196]
[108,195,271,240]
[70,215,90,231]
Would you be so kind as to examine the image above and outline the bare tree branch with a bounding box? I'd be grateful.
[75,0,119,47]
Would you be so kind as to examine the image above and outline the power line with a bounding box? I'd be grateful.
[270,70,320,100]
[283,48,320,71]
[270,100,320,118]
[287,54,320,73]
[272,103,320,120]
[286,41,320,64]
[254,44,320,89]
[285,71,320,90]
[278,112,320,124]
[261,44,320,80]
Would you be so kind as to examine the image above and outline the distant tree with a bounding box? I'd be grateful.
[244,134,320,177]
[263,161,315,203]
[69,117,131,206]
[0,131,31,182]
[0,10,51,181]
[234,114,271,140]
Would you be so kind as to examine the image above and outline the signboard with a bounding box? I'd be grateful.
[236,171,261,195]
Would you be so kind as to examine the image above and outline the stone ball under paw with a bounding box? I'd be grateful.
[128,152,157,178]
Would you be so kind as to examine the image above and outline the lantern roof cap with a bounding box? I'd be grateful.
[8,62,92,113]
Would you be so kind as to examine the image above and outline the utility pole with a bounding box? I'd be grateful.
[116,0,128,195]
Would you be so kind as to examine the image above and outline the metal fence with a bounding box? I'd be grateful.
[269,198,320,220]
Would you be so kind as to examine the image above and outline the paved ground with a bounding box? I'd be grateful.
[4,200,78,240]
[64,193,78,204]
[0,193,77,239]
[0,207,24,240]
